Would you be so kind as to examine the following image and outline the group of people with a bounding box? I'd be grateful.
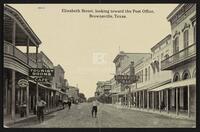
[36,97,100,122]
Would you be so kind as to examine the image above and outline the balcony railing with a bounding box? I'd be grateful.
[161,43,196,70]
[4,41,37,68]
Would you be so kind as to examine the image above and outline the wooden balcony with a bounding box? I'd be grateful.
[161,43,196,70]
[4,41,37,68]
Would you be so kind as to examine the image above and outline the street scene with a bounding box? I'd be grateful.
[3,4,196,128]
[9,103,195,128]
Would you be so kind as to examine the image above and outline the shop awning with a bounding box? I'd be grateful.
[150,78,196,92]
[117,91,128,95]
[133,79,171,92]
[28,79,57,91]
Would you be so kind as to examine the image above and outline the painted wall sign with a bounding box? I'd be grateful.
[18,79,29,87]
[29,68,54,77]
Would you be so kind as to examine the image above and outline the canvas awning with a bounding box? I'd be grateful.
[117,91,128,96]
[150,78,196,92]
[133,79,171,92]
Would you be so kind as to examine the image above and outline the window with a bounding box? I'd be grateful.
[145,68,147,81]
[148,66,150,80]
[173,37,179,54]
[183,30,189,48]
[194,24,196,43]
[161,53,164,61]
[141,70,143,82]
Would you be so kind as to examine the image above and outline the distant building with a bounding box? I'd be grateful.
[53,65,65,90]
[68,86,79,103]
[112,51,151,105]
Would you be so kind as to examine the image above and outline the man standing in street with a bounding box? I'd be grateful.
[37,96,46,123]
[67,99,72,110]
[91,98,99,118]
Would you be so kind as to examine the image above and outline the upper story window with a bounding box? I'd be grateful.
[194,24,196,43]
[148,66,150,81]
[145,68,147,82]
[183,30,189,48]
[161,53,164,61]
[173,37,179,54]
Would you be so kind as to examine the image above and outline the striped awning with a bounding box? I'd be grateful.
[150,78,196,91]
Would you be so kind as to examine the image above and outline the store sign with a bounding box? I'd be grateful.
[29,68,54,77]
[114,75,137,85]
[34,77,49,82]
[18,79,29,87]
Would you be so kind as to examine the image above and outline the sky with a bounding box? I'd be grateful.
[9,4,178,98]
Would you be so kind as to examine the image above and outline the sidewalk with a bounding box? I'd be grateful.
[4,106,65,128]
[107,104,196,121]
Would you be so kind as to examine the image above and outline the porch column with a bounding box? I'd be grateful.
[152,92,154,111]
[167,89,169,113]
[12,21,16,55]
[26,76,29,116]
[125,93,126,106]
[26,38,30,64]
[136,92,138,108]
[188,85,190,117]
[159,91,161,112]
[143,90,145,109]
[11,70,16,120]
[147,91,149,110]
[36,47,39,105]
[5,78,8,115]
[176,88,179,115]
[139,91,141,108]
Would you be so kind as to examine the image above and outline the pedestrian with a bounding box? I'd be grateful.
[67,100,72,110]
[91,98,99,118]
[36,96,46,123]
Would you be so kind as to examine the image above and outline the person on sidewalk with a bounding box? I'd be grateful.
[36,96,46,123]
[91,98,99,118]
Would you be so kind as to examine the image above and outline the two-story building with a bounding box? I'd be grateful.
[133,34,172,112]
[113,51,151,106]
[3,4,41,123]
[158,4,196,118]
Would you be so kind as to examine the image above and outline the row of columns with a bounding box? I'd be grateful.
[134,86,190,117]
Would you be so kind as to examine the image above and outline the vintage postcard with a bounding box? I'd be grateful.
[3,3,196,128]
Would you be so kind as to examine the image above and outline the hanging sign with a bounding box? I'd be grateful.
[18,79,29,87]
[34,77,49,82]
[114,75,138,85]
[29,68,54,77]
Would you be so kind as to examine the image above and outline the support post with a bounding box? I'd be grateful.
[143,90,145,109]
[139,91,141,108]
[12,21,16,55]
[188,85,190,117]
[27,38,30,65]
[135,92,138,108]
[159,91,161,112]
[147,91,149,110]
[36,46,39,110]
[26,76,29,117]
[11,70,15,121]
[176,88,179,115]
[152,92,154,111]
[167,89,169,113]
